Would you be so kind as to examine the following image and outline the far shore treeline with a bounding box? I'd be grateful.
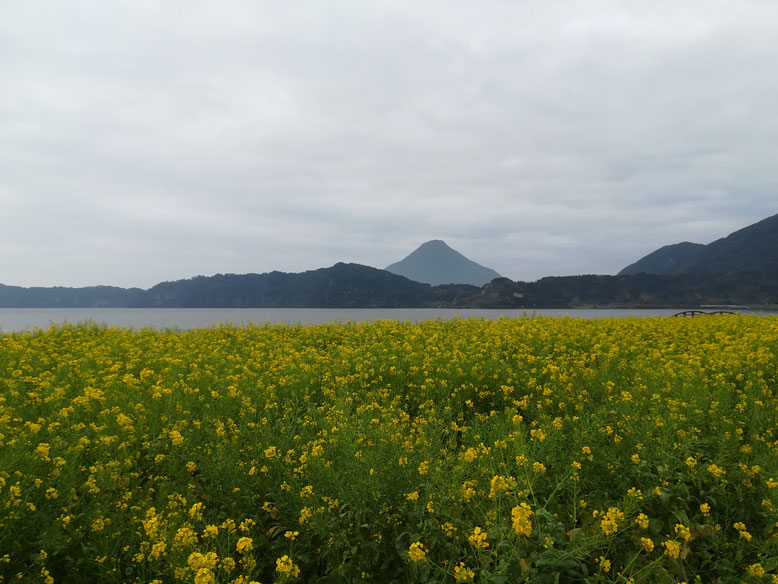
[1,262,777,309]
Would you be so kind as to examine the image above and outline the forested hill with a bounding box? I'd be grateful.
[0,284,145,308]
[143,263,477,308]
[0,264,477,309]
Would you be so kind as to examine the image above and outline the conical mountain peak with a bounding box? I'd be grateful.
[419,239,448,248]
[386,240,501,286]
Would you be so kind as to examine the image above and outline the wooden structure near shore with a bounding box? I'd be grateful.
[671,310,737,317]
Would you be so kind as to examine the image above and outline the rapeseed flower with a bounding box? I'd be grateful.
[598,556,611,573]
[489,475,510,498]
[733,522,752,541]
[747,563,766,578]
[188,552,218,571]
[511,503,533,536]
[276,555,300,577]
[236,537,253,553]
[468,526,489,549]
[600,507,624,535]
[174,527,198,547]
[169,429,184,446]
[408,542,426,562]
[662,540,681,559]
[454,562,475,581]
[194,567,215,584]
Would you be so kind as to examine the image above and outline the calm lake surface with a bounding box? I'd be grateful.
[1,307,777,332]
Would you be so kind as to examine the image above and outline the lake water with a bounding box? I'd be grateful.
[1,307,777,332]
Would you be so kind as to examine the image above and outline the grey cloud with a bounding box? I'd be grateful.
[1,1,777,287]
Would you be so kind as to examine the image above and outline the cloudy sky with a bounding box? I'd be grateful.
[3,1,777,288]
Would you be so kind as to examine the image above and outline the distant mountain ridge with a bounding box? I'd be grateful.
[385,240,501,286]
[143,263,439,308]
[620,213,778,275]
[2,217,776,310]
[3,265,776,309]
[0,264,479,309]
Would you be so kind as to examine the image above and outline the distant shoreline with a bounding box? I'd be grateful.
[3,306,778,334]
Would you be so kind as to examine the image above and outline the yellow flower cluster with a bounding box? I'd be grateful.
[733,521,753,541]
[599,507,624,536]
[187,552,218,571]
[468,526,489,549]
[236,537,253,554]
[662,540,681,559]
[674,524,691,542]
[275,555,300,577]
[454,562,475,581]
[408,542,426,562]
[488,475,510,498]
[511,503,533,536]
[747,563,766,578]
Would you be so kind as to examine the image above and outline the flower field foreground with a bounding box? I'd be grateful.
[1,316,777,583]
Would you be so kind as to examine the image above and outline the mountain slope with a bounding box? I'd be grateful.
[619,213,778,275]
[619,242,706,275]
[696,213,778,273]
[385,240,501,286]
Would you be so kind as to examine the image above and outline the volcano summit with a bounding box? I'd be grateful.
[385,240,501,286]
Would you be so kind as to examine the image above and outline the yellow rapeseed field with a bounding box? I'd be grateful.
[1,316,777,583]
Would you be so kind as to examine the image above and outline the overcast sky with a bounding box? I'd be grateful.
[2,1,777,288]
